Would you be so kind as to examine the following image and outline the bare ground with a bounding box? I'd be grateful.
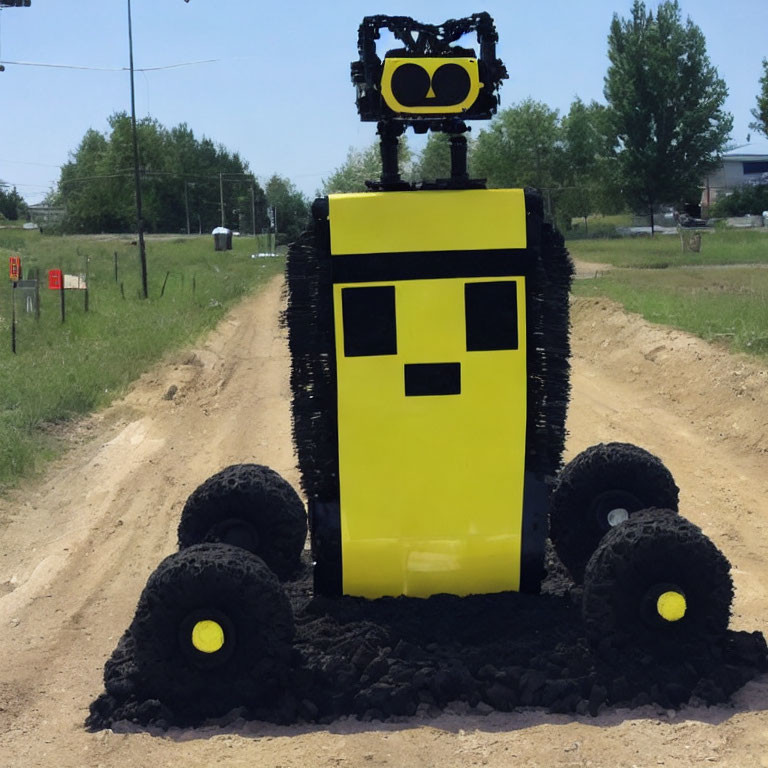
[1,274,768,767]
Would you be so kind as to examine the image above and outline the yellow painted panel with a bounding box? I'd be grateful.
[333,276,527,598]
[380,57,482,115]
[328,189,526,255]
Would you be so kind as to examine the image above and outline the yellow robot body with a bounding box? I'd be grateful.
[327,190,529,597]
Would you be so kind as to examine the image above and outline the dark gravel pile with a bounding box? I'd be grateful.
[87,547,768,731]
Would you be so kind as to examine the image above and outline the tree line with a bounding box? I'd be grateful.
[0,184,28,221]
[48,112,309,243]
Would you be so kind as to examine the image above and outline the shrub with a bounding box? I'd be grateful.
[710,184,768,217]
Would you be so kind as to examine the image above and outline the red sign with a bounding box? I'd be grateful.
[9,255,21,281]
[48,269,63,290]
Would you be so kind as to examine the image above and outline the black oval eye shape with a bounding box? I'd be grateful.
[431,63,472,106]
[389,63,431,107]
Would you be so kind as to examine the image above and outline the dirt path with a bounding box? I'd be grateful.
[571,259,615,279]
[1,277,767,767]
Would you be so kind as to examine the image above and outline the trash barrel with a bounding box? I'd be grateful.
[212,226,232,251]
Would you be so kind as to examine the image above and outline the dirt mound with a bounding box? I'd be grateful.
[569,296,768,459]
[87,545,768,731]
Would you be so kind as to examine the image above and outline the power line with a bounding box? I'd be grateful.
[0,158,63,168]
[0,58,217,72]
[0,181,54,189]
[2,170,259,189]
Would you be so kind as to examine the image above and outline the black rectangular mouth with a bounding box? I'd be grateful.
[404,363,461,397]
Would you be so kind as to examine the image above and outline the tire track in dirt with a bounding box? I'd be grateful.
[1,277,767,767]
[0,277,296,754]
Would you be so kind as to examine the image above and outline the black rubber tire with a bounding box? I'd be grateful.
[178,464,307,579]
[582,509,732,655]
[549,442,679,583]
[129,543,294,716]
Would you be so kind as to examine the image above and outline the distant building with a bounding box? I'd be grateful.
[27,204,66,227]
[702,141,768,212]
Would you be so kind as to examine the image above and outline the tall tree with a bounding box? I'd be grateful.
[0,183,28,220]
[471,99,563,192]
[604,0,732,232]
[412,132,453,182]
[323,139,413,194]
[749,58,768,138]
[59,128,118,232]
[264,175,309,244]
[559,98,625,229]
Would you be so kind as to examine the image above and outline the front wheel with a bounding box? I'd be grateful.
[582,509,733,656]
[129,543,294,716]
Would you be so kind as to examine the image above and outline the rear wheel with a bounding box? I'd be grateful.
[178,464,307,579]
[582,509,732,655]
[549,443,678,583]
[130,543,294,716]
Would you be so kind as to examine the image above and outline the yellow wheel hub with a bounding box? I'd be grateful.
[657,591,686,622]
[191,619,225,653]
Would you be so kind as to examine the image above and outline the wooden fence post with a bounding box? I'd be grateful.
[11,282,17,354]
[34,268,40,321]
[84,253,90,312]
[60,266,66,323]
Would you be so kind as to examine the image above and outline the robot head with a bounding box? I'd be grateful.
[352,13,508,130]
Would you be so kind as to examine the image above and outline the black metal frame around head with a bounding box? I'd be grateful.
[351,13,508,190]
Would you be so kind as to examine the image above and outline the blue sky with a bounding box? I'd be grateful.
[1,1,766,204]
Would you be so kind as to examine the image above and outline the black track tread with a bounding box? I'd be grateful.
[536,221,574,472]
[178,464,307,579]
[284,227,339,503]
[129,543,294,715]
[549,442,679,583]
[582,509,733,654]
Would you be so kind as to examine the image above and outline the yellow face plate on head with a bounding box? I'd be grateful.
[191,619,225,653]
[380,57,482,115]
[657,591,687,622]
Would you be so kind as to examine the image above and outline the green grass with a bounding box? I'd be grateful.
[573,266,768,359]
[568,228,768,268]
[0,230,284,490]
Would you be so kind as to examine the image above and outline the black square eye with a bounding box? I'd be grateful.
[341,285,397,357]
[465,281,518,351]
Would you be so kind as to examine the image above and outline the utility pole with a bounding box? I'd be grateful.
[272,205,277,255]
[184,181,191,235]
[219,172,225,228]
[126,0,191,296]
[250,181,256,238]
[127,0,148,299]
